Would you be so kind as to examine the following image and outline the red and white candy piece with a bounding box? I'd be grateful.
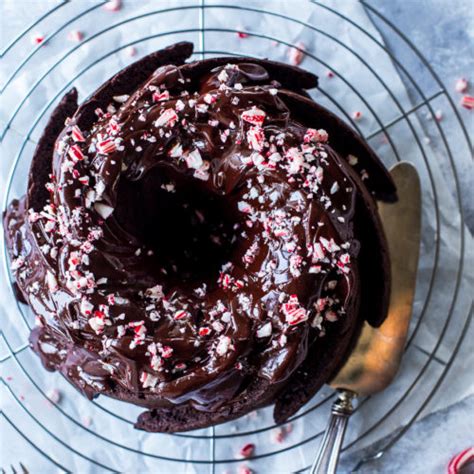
[68,144,85,162]
[126,46,137,57]
[241,107,266,126]
[97,138,117,154]
[140,371,158,389]
[67,30,84,42]
[281,294,308,326]
[47,388,61,404]
[88,311,106,334]
[71,125,85,142]
[246,126,265,151]
[152,90,170,102]
[199,327,211,337]
[448,447,474,474]
[173,310,190,320]
[304,128,328,143]
[237,443,255,459]
[32,33,45,45]
[288,41,306,66]
[80,298,94,316]
[155,108,178,127]
[103,0,122,11]
[352,111,362,121]
[455,78,469,93]
[461,95,474,110]
[160,345,174,359]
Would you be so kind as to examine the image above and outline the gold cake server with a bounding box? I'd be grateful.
[311,162,421,474]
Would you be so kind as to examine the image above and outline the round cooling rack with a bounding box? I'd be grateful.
[1,1,472,473]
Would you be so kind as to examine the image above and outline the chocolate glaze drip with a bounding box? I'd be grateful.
[3,42,394,431]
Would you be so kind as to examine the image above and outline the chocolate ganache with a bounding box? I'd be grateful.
[3,42,396,432]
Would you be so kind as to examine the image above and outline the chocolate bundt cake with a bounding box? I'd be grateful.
[3,42,396,432]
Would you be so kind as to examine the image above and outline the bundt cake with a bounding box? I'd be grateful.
[3,42,396,432]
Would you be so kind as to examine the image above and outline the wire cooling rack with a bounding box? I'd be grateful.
[1,1,472,472]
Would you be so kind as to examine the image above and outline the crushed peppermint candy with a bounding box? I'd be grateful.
[103,0,121,11]
[288,41,306,66]
[88,311,107,334]
[461,95,474,110]
[216,335,232,355]
[173,310,190,320]
[237,443,255,459]
[281,294,308,326]
[246,126,265,151]
[152,90,170,102]
[126,46,137,57]
[155,108,178,127]
[96,138,116,154]
[67,30,84,42]
[304,128,328,143]
[71,125,85,142]
[185,149,204,169]
[455,78,469,93]
[47,388,61,404]
[32,33,45,45]
[94,203,114,220]
[68,144,84,162]
[140,371,158,389]
[241,107,266,126]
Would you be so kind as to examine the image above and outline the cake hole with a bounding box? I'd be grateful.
[115,166,239,286]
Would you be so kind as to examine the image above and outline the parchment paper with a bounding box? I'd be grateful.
[1,1,472,472]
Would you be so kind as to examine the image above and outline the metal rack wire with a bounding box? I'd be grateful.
[1,1,472,472]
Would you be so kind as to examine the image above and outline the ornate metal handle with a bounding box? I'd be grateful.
[310,390,356,474]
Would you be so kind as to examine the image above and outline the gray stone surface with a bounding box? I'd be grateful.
[367,0,474,231]
[339,395,474,473]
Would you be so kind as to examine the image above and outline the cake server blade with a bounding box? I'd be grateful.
[311,161,421,474]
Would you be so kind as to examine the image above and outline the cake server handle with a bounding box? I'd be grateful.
[310,390,356,474]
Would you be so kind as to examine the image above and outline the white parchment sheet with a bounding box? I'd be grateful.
[1,1,472,472]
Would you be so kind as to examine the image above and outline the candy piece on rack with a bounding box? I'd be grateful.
[68,30,84,42]
[288,41,306,66]
[103,0,121,11]
[455,78,469,93]
[237,28,249,39]
[326,70,335,78]
[461,95,474,110]
[353,111,362,121]
[434,110,443,122]
[447,447,474,474]
[31,33,45,45]
[126,46,137,57]
[238,443,255,459]
[238,466,253,474]
[47,388,61,404]
[82,415,93,427]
